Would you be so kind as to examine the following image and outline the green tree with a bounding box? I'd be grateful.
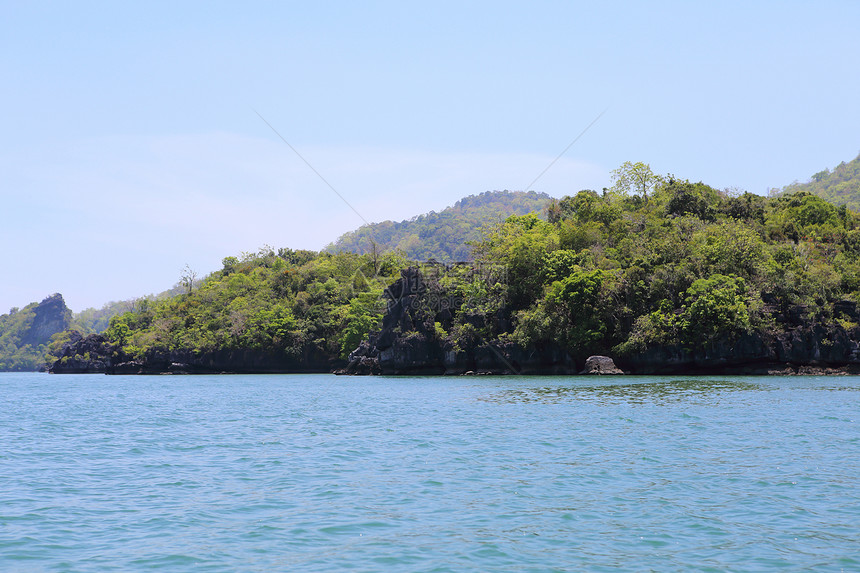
[106,314,131,347]
[610,161,665,200]
[694,220,766,278]
[544,268,612,355]
[339,299,379,358]
[681,274,752,344]
[665,180,720,221]
[472,214,558,309]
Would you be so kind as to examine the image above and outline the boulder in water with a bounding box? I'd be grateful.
[580,355,624,375]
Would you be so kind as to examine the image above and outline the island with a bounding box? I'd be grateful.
[36,157,860,376]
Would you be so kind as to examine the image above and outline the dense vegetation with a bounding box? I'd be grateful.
[446,161,860,362]
[0,295,71,371]
[63,247,411,367]
[0,283,194,371]
[328,190,552,260]
[72,283,188,335]
[0,307,48,371]
[73,300,144,334]
[782,153,860,210]
[31,158,860,373]
[90,161,860,371]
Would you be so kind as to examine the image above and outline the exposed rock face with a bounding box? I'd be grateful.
[106,348,335,375]
[49,331,117,373]
[580,355,624,375]
[344,267,445,374]
[443,342,576,375]
[21,294,71,347]
[50,331,337,374]
[334,340,382,375]
[341,267,578,375]
[619,323,860,375]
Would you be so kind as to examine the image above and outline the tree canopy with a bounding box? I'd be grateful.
[327,190,552,261]
[30,157,860,373]
[71,247,412,368]
[468,173,860,361]
[780,153,860,210]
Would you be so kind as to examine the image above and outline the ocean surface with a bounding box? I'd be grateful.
[1,373,858,572]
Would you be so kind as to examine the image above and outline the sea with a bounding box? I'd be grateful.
[1,372,858,572]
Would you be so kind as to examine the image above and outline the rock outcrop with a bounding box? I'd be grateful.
[50,331,338,374]
[580,355,624,374]
[106,347,335,375]
[335,340,382,375]
[339,267,445,375]
[339,267,579,375]
[617,300,860,374]
[49,331,117,373]
[619,324,860,375]
[20,294,72,347]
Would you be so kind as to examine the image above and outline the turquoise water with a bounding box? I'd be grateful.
[1,373,858,572]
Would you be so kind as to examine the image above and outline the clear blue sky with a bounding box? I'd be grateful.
[2,0,858,312]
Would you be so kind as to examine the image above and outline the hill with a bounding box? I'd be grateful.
[49,248,411,373]
[345,173,860,374]
[0,294,72,371]
[327,190,553,260]
[71,283,189,334]
[0,281,201,371]
[48,162,860,375]
[781,153,860,209]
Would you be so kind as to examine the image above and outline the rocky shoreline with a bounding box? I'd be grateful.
[49,331,337,375]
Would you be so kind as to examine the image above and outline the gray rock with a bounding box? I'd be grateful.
[21,294,72,347]
[580,355,623,375]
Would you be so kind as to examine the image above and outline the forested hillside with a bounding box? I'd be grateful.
[50,248,411,373]
[0,294,71,371]
[781,153,860,210]
[72,284,188,334]
[50,161,860,375]
[0,283,200,372]
[346,161,860,374]
[327,190,552,260]
[43,158,860,375]
[72,300,143,334]
[473,177,860,362]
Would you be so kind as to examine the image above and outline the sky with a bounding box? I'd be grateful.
[2,1,859,313]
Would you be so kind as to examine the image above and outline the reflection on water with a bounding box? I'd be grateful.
[484,377,764,405]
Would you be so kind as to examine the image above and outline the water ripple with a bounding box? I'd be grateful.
[0,373,858,571]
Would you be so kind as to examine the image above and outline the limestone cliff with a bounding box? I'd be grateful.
[0,293,72,371]
[49,331,118,373]
[20,294,72,347]
[49,331,337,374]
[340,267,576,375]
